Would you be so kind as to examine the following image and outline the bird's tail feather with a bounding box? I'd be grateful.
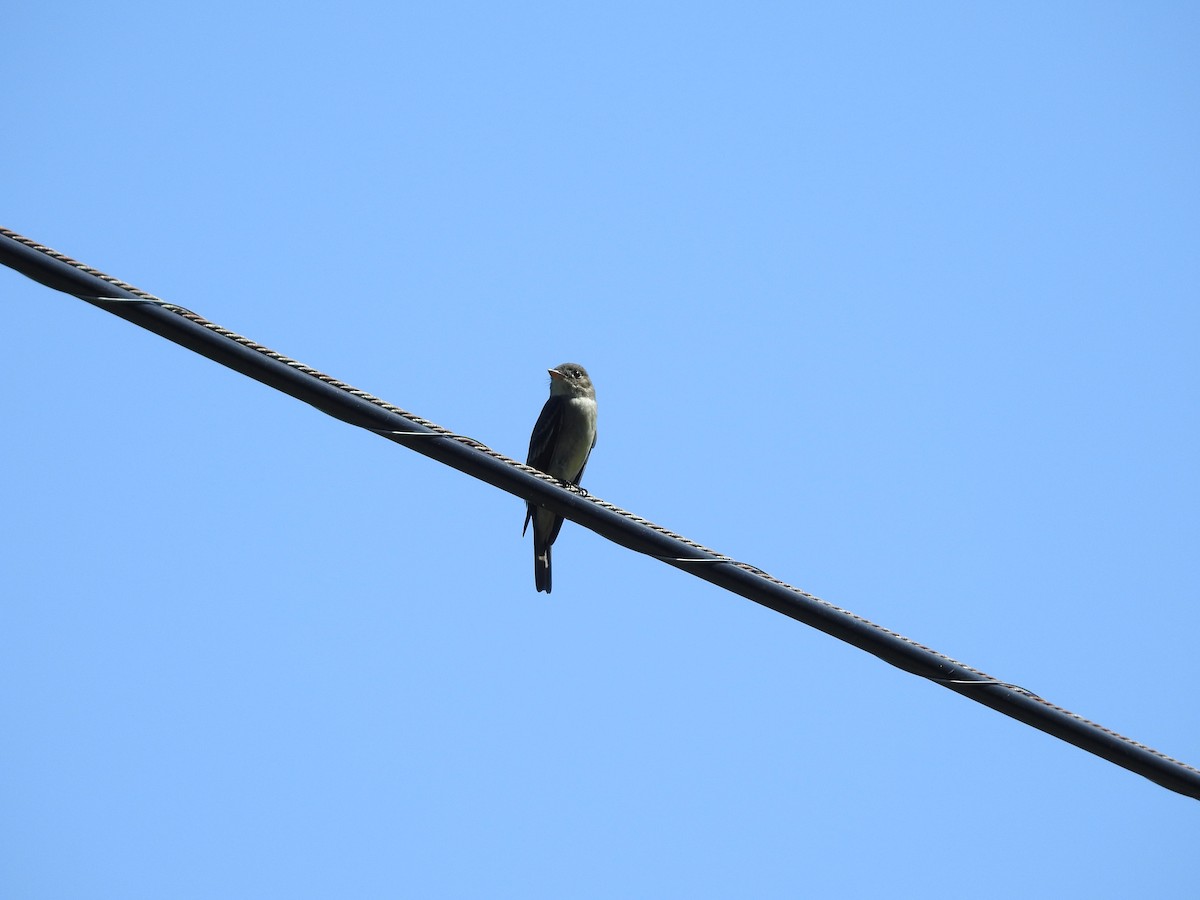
[534,538,552,594]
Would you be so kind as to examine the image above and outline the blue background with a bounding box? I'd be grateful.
[3,3,1197,897]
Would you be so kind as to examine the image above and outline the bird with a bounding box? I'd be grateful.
[523,363,598,594]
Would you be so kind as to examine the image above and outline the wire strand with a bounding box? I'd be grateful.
[2,224,1196,802]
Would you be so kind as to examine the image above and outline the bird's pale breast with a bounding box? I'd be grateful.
[547,396,597,480]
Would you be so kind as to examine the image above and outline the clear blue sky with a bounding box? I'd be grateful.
[3,3,1198,897]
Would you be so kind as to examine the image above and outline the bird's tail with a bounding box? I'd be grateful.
[533,536,552,594]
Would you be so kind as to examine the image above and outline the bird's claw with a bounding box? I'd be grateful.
[562,480,589,497]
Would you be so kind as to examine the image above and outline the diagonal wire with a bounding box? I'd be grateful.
[2,225,1197,802]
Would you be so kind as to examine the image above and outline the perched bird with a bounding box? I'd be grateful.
[523,363,598,593]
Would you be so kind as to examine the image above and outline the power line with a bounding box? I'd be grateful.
[3,224,1197,802]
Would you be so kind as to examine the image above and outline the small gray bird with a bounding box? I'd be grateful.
[523,363,598,593]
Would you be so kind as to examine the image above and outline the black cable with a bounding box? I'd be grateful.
[3,225,1197,801]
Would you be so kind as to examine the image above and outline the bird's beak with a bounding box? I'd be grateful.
[548,368,563,380]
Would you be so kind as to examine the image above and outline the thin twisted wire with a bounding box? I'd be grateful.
[4,225,1196,781]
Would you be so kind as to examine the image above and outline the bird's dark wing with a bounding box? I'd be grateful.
[523,396,566,537]
[526,395,566,472]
